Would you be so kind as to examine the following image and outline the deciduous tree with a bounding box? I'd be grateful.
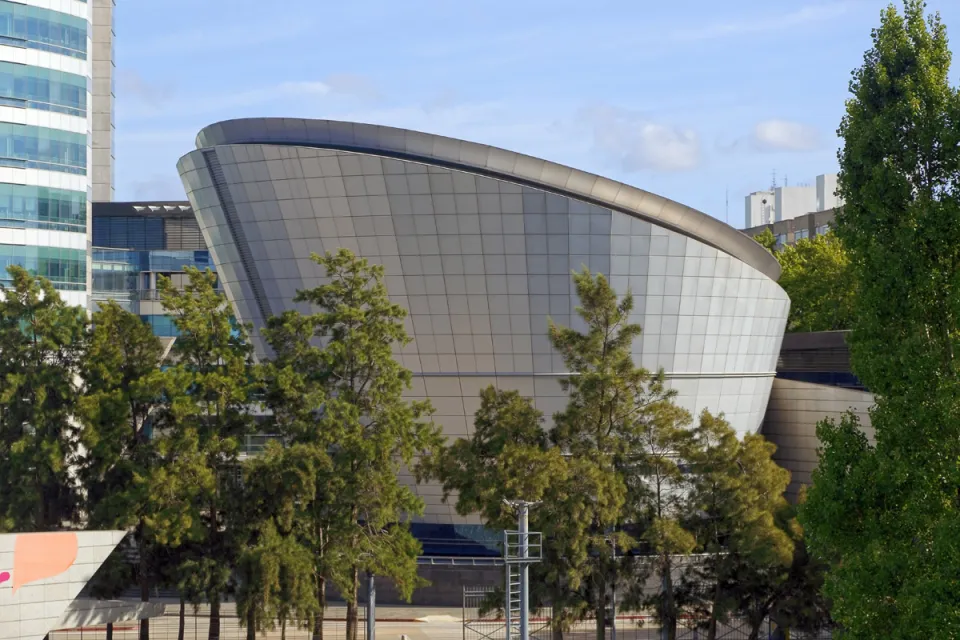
[776,234,855,333]
[801,2,960,636]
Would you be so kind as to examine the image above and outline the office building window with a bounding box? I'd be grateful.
[0,244,86,290]
[0,124,86,175]
[0,1,88,59]
[0,184,85,232]
[93,217,165,250]
[0,62,87,117]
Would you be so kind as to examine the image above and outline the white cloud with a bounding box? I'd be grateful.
[670,3,853,42]
[581,105,701,172]
[751,119,821,152]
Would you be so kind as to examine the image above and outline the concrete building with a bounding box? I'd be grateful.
[0,0,114,308]
[774,185,818,223]
[744,190,775,228]
[742,208,836,249]
[742,174,842,230]
[175,117,790,526]
[816,173,840,213]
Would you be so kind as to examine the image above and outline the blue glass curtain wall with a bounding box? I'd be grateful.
[0,184,85,232]
[0,62,86,116]
[0,124,86,174]
[0,244,86,290]
[0,1,87,59]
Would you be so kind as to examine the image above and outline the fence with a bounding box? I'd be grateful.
[50,605,370,640]
[462,586,835,640]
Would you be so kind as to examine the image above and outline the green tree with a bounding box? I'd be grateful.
[776,233,855,332]
[0,266,87,532]
[621,398,695,640]
[278,249,443,640]
[261,310,334,640]
[801,2,960,637]
[753,228,778,253]
[549,268,689,640]
[78,300,175,640]
[160,267,260,640]
[235,442,322,640]
[437,386,577,636]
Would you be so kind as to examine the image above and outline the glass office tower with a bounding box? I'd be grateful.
[0,0,114,307]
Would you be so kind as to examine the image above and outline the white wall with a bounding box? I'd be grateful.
[816,173,842,211]
[744,190,775,228]
[775,185,818,222]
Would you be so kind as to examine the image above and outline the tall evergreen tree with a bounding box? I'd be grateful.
[235,442,322,640]
[801,2,960,637]
[273,249,442,640]
[160,267,260,640]
[261,309,334,640]
[78,300,180,640]
[438,386,578,636]
[0,266,87,532]
[549,268,691,640]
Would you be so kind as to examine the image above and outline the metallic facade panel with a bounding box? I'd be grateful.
[193,118,779,280]
[178,123,790,526]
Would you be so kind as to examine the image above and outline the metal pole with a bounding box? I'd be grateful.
[366,572,376,640]
[519,503,529,640]
[505,530,512,640]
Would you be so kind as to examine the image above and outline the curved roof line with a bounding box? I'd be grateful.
[193,118,780,280]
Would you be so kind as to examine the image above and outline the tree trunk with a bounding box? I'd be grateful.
[746,614,764,640]
[139,539,150,640]
[209,596,221,640]
[595,587,606,640]
[246,603,256,640]
[662,557,676,640]
[707,574,722,640]
[312,575,326,640]
[282,618,287,640]
[106,623,113,640]
[552,608,564,640]
[346,566,359,640]
[178,597,186,640]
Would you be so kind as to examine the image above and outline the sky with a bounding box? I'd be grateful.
[113,0,960,227]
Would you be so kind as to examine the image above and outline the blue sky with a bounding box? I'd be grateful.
[114,0,960,226]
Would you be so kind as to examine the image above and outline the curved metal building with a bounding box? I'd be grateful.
[177,118,789,524]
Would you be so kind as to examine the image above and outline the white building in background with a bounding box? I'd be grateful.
[741,173,843,229]
[0,0,114,308]
[775,185,818,223]
[744,190,775,228]
[816,173,841,212]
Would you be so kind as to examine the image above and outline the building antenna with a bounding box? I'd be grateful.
[771,170,777,191]
[785,174,789,188]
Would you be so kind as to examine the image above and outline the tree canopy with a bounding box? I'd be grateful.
[776,233,856,333]
[801,2,960,637]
